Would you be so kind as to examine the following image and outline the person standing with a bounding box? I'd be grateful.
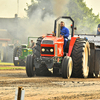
[97,24,100,35]
[31,40,35,52]
[14,40,20,48]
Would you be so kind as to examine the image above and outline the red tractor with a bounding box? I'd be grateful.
[26,16,94,78]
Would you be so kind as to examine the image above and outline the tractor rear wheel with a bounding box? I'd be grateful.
[33,37,51,76]
[26,55,35,77]
[19,60,25,66]
[71,38,90,78]
[13,46,24,66]
[34,37,43,57]
[62,56,73,78]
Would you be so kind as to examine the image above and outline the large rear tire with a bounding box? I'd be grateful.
[26,55,35,77]
[13,46,20,66]
[13,46,25,66]
[62,56,73,78]
[34,37,43,57]
[33,37,51,76]
[71,38,90,78]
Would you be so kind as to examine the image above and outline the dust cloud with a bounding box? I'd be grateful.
[17,10,55,41]
[52,0,69,16]
[1,0,70,45]
[21,0,69,38]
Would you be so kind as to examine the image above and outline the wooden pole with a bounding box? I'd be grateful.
[17,87,22,100]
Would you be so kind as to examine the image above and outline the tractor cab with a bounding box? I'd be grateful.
[41,16,75,57]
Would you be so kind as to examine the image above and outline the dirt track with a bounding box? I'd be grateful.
[0,66,100,100]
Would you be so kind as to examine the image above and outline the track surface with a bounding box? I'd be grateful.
[0,66,100,100]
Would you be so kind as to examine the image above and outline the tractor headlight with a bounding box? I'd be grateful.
[42,48,45,52]
[50,49,53,52]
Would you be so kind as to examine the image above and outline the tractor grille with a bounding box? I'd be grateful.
[42,40,53,44]
[41,47,54,55]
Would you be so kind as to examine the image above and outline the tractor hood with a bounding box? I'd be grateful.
[41,36,64,57]
[41,36,64,44]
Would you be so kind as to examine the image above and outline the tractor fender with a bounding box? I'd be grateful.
[67,37,78,57]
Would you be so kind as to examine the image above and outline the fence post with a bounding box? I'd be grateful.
[15,86,25,100]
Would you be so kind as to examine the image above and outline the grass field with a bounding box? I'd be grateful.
[0,67,25,70]
[0,62,14,66]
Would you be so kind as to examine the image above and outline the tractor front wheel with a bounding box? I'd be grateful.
[62,56,73,78]
[26,55,35,77]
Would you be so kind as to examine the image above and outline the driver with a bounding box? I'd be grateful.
[60,21,69,49]
[97,24,100,35]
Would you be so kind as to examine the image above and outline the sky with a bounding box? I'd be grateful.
[84,0,100,15]
[0,0,31,18]
[0,0,100,18]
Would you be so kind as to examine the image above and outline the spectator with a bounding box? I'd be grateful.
[14,40,20,47]
[31,40,35,51]
[97,24,100,35]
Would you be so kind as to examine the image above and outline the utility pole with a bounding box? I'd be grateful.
[17,0,19,16]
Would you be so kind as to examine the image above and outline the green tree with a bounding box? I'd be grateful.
[25,0,53,19]
[25,0,100,34]
[66,0,100,33]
